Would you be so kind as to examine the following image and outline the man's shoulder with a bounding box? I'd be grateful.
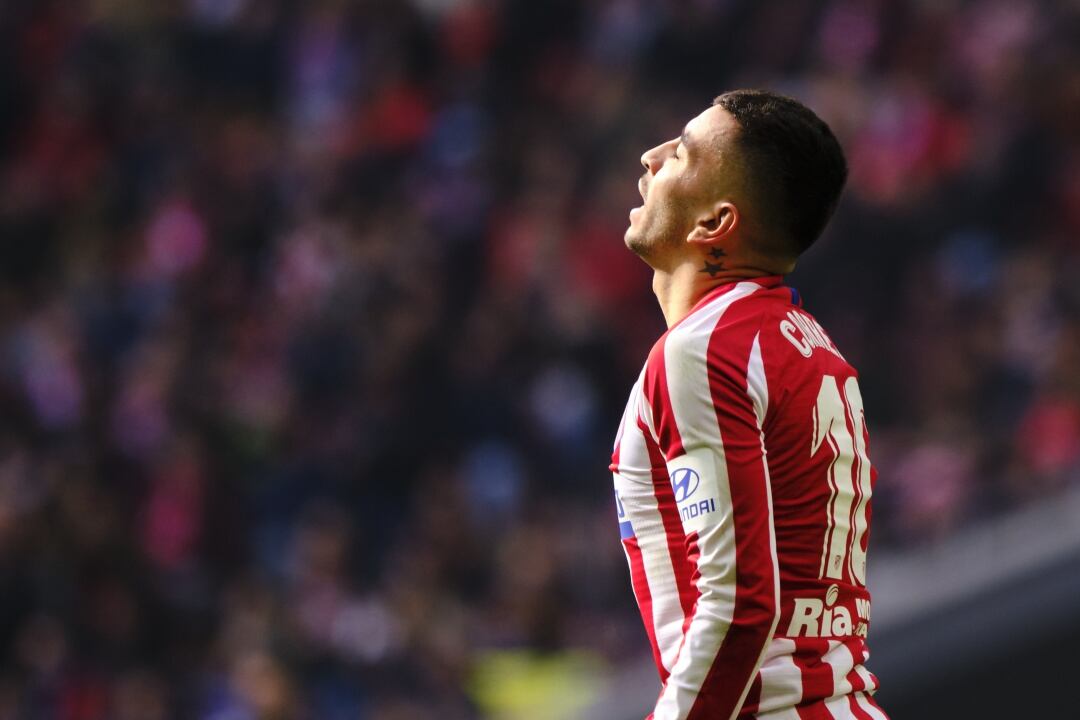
[667,281,790,350]
[663,283,855,376]
[646,284,780,385]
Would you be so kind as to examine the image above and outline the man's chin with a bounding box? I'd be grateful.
[624,229,652,259]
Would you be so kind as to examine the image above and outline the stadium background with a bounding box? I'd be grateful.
[0,1,1077,718]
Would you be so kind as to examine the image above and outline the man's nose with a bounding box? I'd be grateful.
[640,144,664,174]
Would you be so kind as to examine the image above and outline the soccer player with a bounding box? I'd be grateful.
[611,90,889,720]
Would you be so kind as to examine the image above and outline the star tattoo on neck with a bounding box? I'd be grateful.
[700,247,727,277]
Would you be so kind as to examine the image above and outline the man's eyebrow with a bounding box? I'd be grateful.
[680,127,690,147]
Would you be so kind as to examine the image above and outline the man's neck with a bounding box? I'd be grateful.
[652,259,774,328]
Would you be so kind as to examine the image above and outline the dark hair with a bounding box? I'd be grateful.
[713,89,847,256]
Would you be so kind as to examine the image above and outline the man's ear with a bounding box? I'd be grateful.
[687,201,739,246]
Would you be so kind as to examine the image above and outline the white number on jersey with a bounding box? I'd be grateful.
[813,375,872,586]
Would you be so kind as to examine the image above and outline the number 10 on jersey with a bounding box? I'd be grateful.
[813,374,872,586]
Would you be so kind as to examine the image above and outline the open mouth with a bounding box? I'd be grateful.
[630,178,648,219]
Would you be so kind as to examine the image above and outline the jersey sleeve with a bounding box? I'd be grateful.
[643,310,781,720]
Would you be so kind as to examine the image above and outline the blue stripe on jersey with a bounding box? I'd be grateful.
[619,520,635,539]
[789,287,802,307]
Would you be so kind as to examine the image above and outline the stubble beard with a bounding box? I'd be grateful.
[624,229,652,259]
[625,205,682,264]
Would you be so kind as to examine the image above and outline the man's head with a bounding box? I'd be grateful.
[625,89,847,273]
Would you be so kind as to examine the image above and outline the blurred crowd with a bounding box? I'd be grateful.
[0,0,1077,717]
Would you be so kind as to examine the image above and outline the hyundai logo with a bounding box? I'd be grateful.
[670,468,700,503]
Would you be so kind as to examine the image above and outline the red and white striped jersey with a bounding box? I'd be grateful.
[611,276,889,720]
